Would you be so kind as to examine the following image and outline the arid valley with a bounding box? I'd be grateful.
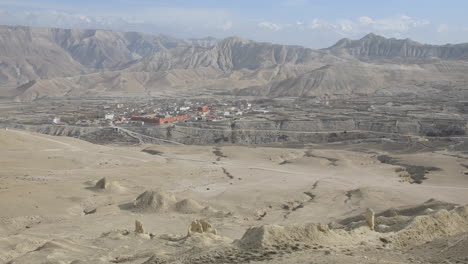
[0,4,468,262]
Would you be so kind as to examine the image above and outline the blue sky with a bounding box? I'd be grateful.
[0,0,467,48]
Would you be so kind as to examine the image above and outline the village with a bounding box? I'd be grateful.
[43,97,275,127]
[1,93,465,146]
[110,101,255,126]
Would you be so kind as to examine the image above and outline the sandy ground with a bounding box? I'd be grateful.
[0,129,467,263]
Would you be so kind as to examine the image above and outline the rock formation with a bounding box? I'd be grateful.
[187,220,217,236]
[95,177,109,189]
[365,208,375,231]
[135,220,144,234]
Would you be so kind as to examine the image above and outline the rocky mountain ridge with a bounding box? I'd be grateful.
[0,25,467,101]
[328,33,468,61]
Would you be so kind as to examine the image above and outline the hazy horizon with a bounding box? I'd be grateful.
[0,0,467,48]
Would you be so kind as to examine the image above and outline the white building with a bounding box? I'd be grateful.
[52,117,60,124]
[105,113,115,120]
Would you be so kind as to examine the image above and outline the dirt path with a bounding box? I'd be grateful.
[12,129,81,151]
[111,124,184,145]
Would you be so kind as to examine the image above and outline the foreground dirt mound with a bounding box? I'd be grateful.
[236,203,468,252]
[91,177,126,192]
[409,232,468,263]
[377,199,458,217]
[176,199,204,214]
[389,205,468,247]
[133,190,177,213]
[339,199,457,226]
[132,190,225,216]
[237,223,355,250]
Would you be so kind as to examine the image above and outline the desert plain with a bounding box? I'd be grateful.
[1,129,468,263]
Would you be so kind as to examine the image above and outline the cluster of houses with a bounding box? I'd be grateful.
[102,101,255,125]
[48,99,277,126]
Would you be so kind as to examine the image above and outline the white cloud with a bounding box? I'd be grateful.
[257,21,281,31]
[0,5,465,48]
[337,20,354,33]
[356,15,430,32]
[263,15,433,39]
[308,18,328,29]
[244,14,446,47]
[218,20,233,31]
[437,24,449,33]
[358,16,373,25]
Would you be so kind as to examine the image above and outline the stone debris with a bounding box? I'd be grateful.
[83,208,97,215]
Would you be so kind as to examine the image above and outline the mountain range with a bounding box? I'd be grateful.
[0,25,467,101]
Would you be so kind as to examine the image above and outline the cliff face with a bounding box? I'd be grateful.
[3,117,465,145]
[1,26,468,101]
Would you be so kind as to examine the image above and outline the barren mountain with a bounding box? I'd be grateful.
[328,33,468,61]
[0,25,467,101]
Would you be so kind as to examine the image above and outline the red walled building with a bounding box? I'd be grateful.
[198,106,209,112]
[197,106,218,112]
[130,115,188,124]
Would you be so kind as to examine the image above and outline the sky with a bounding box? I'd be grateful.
[0,0,467,48]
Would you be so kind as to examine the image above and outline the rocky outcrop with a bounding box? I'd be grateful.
[365,208,375,231]
[187,220,217,236]
[134,220,144,234]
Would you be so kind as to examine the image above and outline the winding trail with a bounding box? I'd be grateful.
[111,124,184,145]
[10,129,151,163]
[11,129,81,151]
